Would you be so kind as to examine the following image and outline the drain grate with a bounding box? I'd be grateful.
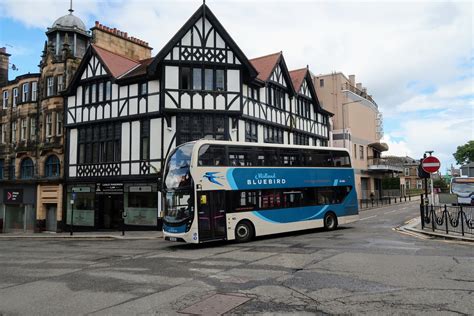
[179,293,250,315]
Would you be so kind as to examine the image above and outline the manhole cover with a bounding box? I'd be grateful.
[179,293,250,315]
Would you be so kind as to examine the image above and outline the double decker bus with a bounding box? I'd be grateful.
[162,140,359,243]
[450,177,474,205]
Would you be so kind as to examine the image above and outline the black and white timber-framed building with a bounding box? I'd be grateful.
[64,4,333,231]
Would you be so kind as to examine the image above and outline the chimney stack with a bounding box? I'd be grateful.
[0,47,11,86]
[349,75,355,86]
[356,83,362,90]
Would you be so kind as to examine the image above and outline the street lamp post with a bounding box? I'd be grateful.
[341,99,363,149]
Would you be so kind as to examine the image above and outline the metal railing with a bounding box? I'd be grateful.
[420,197,474,236]
[367,158,404,170]
[359,194,420,209]
[342,82,378,108]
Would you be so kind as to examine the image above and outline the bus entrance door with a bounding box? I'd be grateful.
[198,191,226,241]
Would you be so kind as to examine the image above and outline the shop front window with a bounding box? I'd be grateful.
[67,192,95,227]
[124,192,158,226]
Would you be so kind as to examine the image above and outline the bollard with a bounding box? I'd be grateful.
[420,195,424,229]
[444,204,448,234]
[460,206,465,236]
[431,204,435,232]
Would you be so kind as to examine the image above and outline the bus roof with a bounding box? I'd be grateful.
[452,177,474,183]
[184,139,351,154]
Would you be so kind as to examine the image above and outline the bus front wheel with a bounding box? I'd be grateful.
[235,221,254,243]
[324,212,338,231]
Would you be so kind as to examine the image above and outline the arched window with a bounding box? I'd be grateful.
[20,158,34,179]
[45,155,60,178]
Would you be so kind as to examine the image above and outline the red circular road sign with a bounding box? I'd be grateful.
[422,156,441,173]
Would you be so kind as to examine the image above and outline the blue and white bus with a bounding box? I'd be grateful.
[162,140,359,243]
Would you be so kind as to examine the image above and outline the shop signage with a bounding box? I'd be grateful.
[129,186,152,193]
[96,183,124,195]
[72,187,91,193]
[3,189,23,204]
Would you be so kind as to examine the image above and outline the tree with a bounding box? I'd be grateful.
[433,178,448,191]
[453,140,474,165]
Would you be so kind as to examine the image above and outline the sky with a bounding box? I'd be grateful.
[0,0,472,172]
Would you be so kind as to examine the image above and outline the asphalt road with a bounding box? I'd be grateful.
[0,201,472,315]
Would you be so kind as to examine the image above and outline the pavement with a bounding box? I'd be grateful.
[0,201,472,315]
[399,217,474,242]
[0,230,163,240]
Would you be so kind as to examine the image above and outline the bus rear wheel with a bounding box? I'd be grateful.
[235,221,254,243]
[324,212,338,231]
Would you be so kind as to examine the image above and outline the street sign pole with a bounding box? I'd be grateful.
[70,201,74,236]
[423,154,428,202]
[70,193,76,236]
[421,153,441,205]
[430,174,434,205]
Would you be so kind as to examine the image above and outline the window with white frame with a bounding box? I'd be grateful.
[46,114,52,138]
[47,77,54,97]
[57,75,64,92]
[56,112,63,136]
[11,121,17,143]
[22,83,29,102]
[2,90,8,108]
[12,88,18,107]
[359,145,364,159]
[404,168,410,176]
[31,82,37,101]
[417,180,423,189]
[20,118,27,141]
[405,180,410,189]
[29,117,36,140]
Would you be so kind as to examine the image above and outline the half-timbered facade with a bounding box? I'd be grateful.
[64,3,332,231]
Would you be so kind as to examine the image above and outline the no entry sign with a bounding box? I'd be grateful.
[422,156,441,173]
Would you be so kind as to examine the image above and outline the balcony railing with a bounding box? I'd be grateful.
[342,83,378,108]
[367,158,403,173]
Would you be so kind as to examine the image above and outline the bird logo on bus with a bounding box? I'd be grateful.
[203,172,224,186]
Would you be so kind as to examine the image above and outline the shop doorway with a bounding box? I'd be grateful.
[98,195,123,229]
[46,205,57,232]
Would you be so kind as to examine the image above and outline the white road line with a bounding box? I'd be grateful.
[360,215,377,221]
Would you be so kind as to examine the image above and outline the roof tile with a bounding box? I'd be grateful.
[92,45,140,78]
[249,52,281,82]
[289,68,308,93]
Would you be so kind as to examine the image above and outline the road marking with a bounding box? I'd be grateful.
[360,215,377,221]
